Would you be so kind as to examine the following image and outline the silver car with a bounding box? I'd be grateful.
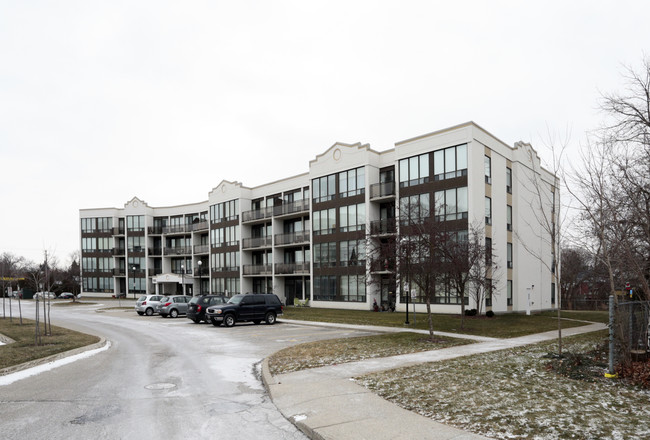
[156,295,191,318]
[135,295,163,316]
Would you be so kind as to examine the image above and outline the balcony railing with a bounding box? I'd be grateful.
[194,244,209,254]
[148,247,163,256]
[191,221,209,231]
[164,246,192,255]
[242,207,273,223]
[163,225,188,234]
[112,248,126,256]
[274,262,310,275]
[242,264,273,275]
[272,199,309,217]
[274,230,310,246]
[370,182,396,199]
[113,227,125,235]
[172,268,192,275]
[370,219,397,235]
[112,268,126,276]
[242,236,272,249]
[211,266,240,273]
[370,259,396,273]
[193,267,209,276]
[148,268,163,277]
[148,226,164,235]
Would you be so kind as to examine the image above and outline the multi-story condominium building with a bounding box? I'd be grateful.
[79,122,558,314]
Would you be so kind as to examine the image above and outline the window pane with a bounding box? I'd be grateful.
[434,150,444,175]
[399,159,408,183]
[456,144,467,170]
[445,148,456,173]
[409,157,418,181]
[434,191,445,217]
[357,167,364,192]
[419,154,429,181]
[339,172,347,194]
[457,187,468,213]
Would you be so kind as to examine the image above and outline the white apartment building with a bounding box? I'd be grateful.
[79,122,558,314]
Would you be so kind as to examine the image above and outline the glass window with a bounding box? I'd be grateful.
[506,167,513,193]
[484,155,491,183]
[485,197,492,225]
[507,205,513,231]
[507,280,513,306]
[507,243,513,267]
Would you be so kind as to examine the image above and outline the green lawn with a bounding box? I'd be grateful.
[0,317,100,370]
[282,307,597,338]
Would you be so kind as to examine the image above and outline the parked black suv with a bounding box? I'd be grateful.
[206,293,283,327]
[187,295,227,323]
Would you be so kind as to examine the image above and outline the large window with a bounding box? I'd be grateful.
[507,205,513,231]
[314,275,337,301]
[340,239,366,266]
[313,242,337,268]
[433,144,467,181]
[212,277,240,296]
[82,257,96,272]
[128,236,144,252]
[211,225,240,247]
[484,155,492,184]
[82,237,96,252]
[339,167,365,198]
[340,275,366,302]
[312,174,336,203]
[97,237,112,252]
[81,218,96,233]
[313,208,336,235]
[211,252,240,271]
[210,199,239,223]
[433,187,467,221]
[339,203,366,232]
[127,215,144,232]
[399,153,429,187]
[400,193,430,222]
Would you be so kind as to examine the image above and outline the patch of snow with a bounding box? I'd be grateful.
[0,341,111,387]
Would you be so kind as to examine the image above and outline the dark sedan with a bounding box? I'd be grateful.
[187,295,228,323]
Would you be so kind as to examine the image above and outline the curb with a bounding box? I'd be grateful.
[261,357,326,440]
[0,337,108,377]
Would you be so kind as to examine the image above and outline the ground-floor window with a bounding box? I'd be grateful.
[212,277,240,296]
[340,274,366,302]
[314,275,336,301]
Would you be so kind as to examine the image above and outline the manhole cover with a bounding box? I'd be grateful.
[145,382,177,390]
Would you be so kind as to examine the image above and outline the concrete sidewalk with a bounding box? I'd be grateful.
[263,321,606,440]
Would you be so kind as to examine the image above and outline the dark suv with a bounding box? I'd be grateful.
[187,295,227,323]
[206,293,283,327]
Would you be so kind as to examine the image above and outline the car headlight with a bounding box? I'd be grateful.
[215,310,223,315]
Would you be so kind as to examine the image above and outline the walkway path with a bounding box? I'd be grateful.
[263,321,606,440]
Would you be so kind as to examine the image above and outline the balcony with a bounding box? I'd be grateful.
[370,182,396,200]
[148,226,164,235]
[275,262,310,275]
[242,236,272,249]
[242,207,273,223]
[194,244,209,254]
[112,268,126,276]
[172,268,192,275]
[274,231,310,246]
[370,258,396,273]
[148,247,163,256]
[370,219,397,235]
[112,227,125,235]
[163,225,188,234]
[164,246,192,255]
[211,266,240,273]
[272,199,309,218]
[193,267,209,276]
[148,268,163,277]
[243,264,273,275]
[191,221,209,232]
[112,248,126,256]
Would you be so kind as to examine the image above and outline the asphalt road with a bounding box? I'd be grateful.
[0,301,377,440]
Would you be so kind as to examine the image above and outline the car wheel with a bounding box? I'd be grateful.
[253,320,261,325]
[224,314,236,327]
[211,318,221,327]
[161,313,168,318]
[170,309,178,318]
[137,311,144,316]
[192,318,201,324]
[265,312,276,325]
[145,308,154,316]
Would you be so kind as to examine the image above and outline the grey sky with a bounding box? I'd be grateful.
[1,1,648,265]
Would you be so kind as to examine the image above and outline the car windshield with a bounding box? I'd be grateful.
[227,295,244,305]
[189,297,199,304]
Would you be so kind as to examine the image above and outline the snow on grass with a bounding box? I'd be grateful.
[356,332,650,439]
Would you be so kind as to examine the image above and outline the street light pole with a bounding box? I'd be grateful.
[181,264,185,295]
[197,260,202,296]
[132,266,136,300]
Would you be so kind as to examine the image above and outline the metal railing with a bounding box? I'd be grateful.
[242,264,273,275]
[274,231,310,246]
[242,236,272,249]
[273,199,309,217]
[370,219,396,235]
[275,262,310,274]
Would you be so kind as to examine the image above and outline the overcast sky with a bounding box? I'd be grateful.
[1,1,649,265]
